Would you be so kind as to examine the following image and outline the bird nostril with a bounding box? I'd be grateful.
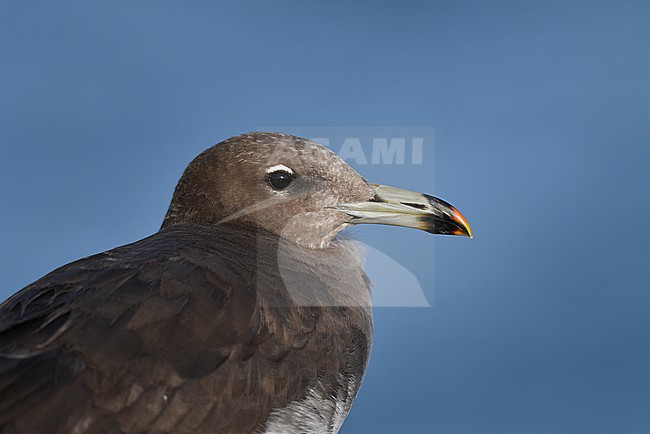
[401,202,427,210]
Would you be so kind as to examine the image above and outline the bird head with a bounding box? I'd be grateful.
[162,132,472,249]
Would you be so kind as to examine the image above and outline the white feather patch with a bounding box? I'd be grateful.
[266,164,295,175]
[264,375,356,434]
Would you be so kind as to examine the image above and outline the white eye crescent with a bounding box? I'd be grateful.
[266,164,294,176]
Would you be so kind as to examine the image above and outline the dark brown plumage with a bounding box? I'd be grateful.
[0,132,471,433]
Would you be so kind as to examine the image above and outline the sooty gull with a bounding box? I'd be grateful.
[0,132,471,433]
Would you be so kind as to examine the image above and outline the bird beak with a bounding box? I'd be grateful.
[334,184,473,238]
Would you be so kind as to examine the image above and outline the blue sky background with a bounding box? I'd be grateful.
[1,1,649,432]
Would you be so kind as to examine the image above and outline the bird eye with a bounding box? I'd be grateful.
[268,170,295,190]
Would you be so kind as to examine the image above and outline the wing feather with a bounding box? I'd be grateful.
[0,224,371,433]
